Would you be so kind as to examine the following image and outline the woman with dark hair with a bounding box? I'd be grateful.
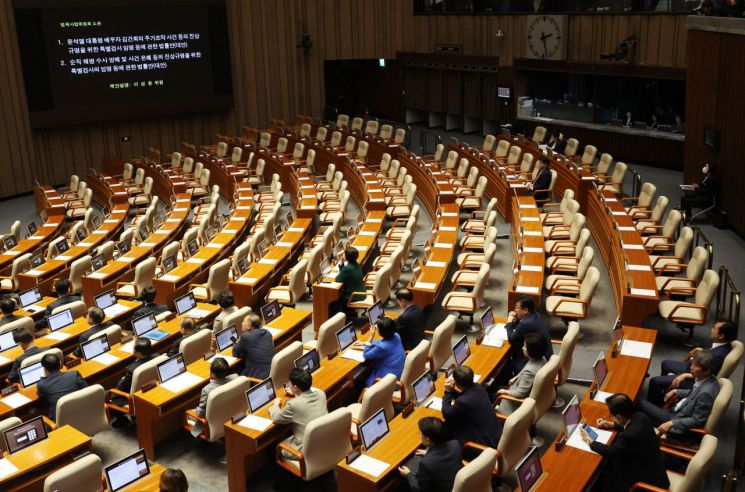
[680,162,719,217]
[353,316,405,387]
[329,246,365,317]
[495,333,547,414]
[398,417,462,492]
[159,468,188,492]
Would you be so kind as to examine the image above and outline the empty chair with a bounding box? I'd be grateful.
[43,453,102,492]
[185,376,252,441]
[315,126,328,142]
[364,119,379,135]
[128,177,153,207]
[545,228,590,264]
[246,158,265,186]
[456,176,488,211]
[392,340,431,405]
[564,138,579,157]
[67,255,91,294]
[632,435,718,492]
[624,182,657,217]
[329,131,342,147]
[269,341,303,390]
[462,198,498,234]
[598,161,628,194]
[66,188,92,218]
[658,269,720,339]
[545,246,594,294]
[393,128,406,144]
[336,114,349,128]
[493,140,510,160]
[460,226,498,253]
[540,189,575,225]
[576,144,597,166]
[452,447,498,492]
[299,123,312,138]
[427,315,457,373]
[532,126,547,144]
[55,385,109,437]
[655,246,708,296]
[306,312,346,359]
[635,196,669,234]
[52,299,86,319]
[190,259,231,302]
[544,266,600,321]
[179,328,213,365]
[266,259,308,306]
[441,264,489,327]
[106,355,169,417]
[542,200,580,239]
[351,117,363,131]
[0,417,21,453]
[544,213,586,255]
[115,257,156,298]
[348,374,396,441]
[0,253,31,291]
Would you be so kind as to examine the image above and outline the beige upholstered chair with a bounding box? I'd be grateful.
[552,321,581,407]
[190,259,231,302]
[591,153,613,181]
[276,408,353,481]
[658,269,720,339]
[128,177,153,207]
[179,329,213,365]
[0,417,21,453]
[276,137,289,154]
[185,376,252,441]
[598,161,628,194]
[116,257,156,298]
[221,306,252,334]
[315,126,328,142]
[43,453,102,492]
[266,260,308,306]
[545,246,594,295]
[540,189,575,225]
[452,447,498,492]
[394,128,406,144]
[336,114,349,128]
[577,144,597,166]
[106,354,169,416]
[631,435,718,492]
[545,266,600,320]
[66,188,92,218]
[329,131,342,147]
[246,158,265,186]
[100,324,122,347]
[719,341,744,379]
[0,316,33,336]
[0,253,31,291]
[305,312,346,359]
[304,244,324,287]
[344,136,356,153]
[268,341,302,390]
[545,228,590,265]
[351,117,363,131]
[67,255,91,294]
[52,300,86,319]
[644,210,683,252]
[126,168,145,194]
[532,126,547,144]
[21,348,62,369]
[493,140,510,160]
[462,198,498,234]
[427,315,457,372]
[655,246,708,296]
[393,340,431,405]
[451,244,497,285]
[348,373,396,441]
[624,182,657,217]
[348,264,391,310]
[635,195,669,234]
[460,225,498,252]
[496,145,521,167]
[259,132,272,148]
[9,220,21,242]
[544,213,585,253]
[55,385,109,437]
[564,138,579,157]
[441,264,489,327]
[364,119,379,135]
[457,176,488,210]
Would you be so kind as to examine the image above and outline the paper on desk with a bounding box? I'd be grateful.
[425,397,443,412]
[593,390,615,403]
[1,392,32,409]
[118,256,135,263]
[426,261,446,268]
[238,414,273,431]
[159,274,180,281]
[521,217,539,222]
[620,340,653,359]
[433,243,451,249]
[520,265,542,272]
[25,305,44,313]
[341,349,366,362]
[523,231,542,237]
[0,457,19,479]
[24,269,44,276]
[482,324,508,348]
[566,426,613,454]
[77,242,93,247]
[236,277,258,285]
[87,272,108,279]
[349,454,390,478]
[187,308,212,319]
[358,231,376,236]
[622,244,644,250]
[91,352,120,366]
[264,327,281,338]
[366,218,383,223]
[440,226,456,232]
[523,247,543,253]
[626,264,651,271]
[414,282,436,290]
[275,242,294,248]
[258,258,279,265]
[0,355,8,365]
[186,258,206,264]
[140,242,156,248]
[45,331,71,341]
[515,285,539,294]
[160,372,203,393]
[2,250,20,256]
[222,229,238,234]
[618,226,636,231]
[630,288,657,297]
[119,342,135,353]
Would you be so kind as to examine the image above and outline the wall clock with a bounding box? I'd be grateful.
[526,15,568,61]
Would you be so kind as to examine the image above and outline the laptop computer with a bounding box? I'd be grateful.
[246,377,275,413]
[153,214,164,230]
[174,292,211,319]
[367,300,383,327]
[131,312,169,341]
[234,256,249,278]
[261,300,281,326]
[359,408,390,451]
[562,394,582,438]
[137,226,149,244]
[3,416,48,455]
[294,349,321,374]
[515,446,544,492]
[75,227,87,243]
[412,371,441,410]
[18,286,43,312]
[186,239,199,258]
[4,235,17,250]
[47,308,74,333]
[104,449,151,492]
[55,238,70,255]
[321,257,332,276]
[256,239,269,260]
[19,361,45,388]
[157,353,187,383]
[29,252,44,268]
[117,238,132,255]
[80,333,112,361]
[91,215,102,230]
[411,259,422,284]
[214,324,238,353]
[285,212,293,226]
[453,335,471,367]
[91,253,107,271]
[161,254,178,274]
[27,222,37,236]
[94,289,128,317]
[593,352,610,392]
[336,322,357,352]
[0,330,17,352]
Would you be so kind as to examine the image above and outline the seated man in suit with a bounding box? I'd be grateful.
[269,368,328,458]
[37,279,80,328]
[647,320,735,406]
[0,297,21,327]
[212,290,238,334]
[505,296,553,376]
[398,416,463,492]
[639,350,720,441]
[394,288,426,351]
[73,307,114,357]
[111,337,154,427]
[546,130,567,154]
[37,352,87,420]
[680,162,719,218]
[167,317,198,357]
[495,333,548,414]
[353,316,406,388]
[233,313,273,379]
[7,327,44,383]
[442,365,502,449]
[131,286,169,320]
[528,158,552,203]
[189,357,237,437]
[579,393,669,492]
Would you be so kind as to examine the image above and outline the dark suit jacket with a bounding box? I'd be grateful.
[590,412,670,492]
[682,344,731,376]
[8,346,44,383]
[0,314,22,327]
[671,376,719,435]
[550,139,567,154]
[233,329,273,379]
[442,384,502,447]
[117,354,155,393]
[74,321,115,356]
[335,262,365,303]
[396,304,426,351]
[506,312,553,372]
[132,302,169,320]
[532,168,552,202]
[37,370,87,420]
[44,294,81,318]
[406,440,463,492]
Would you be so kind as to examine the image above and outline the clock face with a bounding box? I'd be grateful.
[527,15,564,60]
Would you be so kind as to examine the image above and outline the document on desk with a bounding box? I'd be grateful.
[426,397,443,412]
[619,340,653,359]
[104,304,129,317]
[0,457,19,479]
[0,355,8,365]
[87,272,108,279]
[264,327,282,338]
[160,372,203,393]
[566,427,612,454]
[1,392,32,409]
[238,414,273,432]
[482,324,508,348]
[349,454,390,478]
[187,308,213,319]
[119,342,135,353]
[341,349,366,362]
[91,353,120,366]
[45,331,71,341]
[159,274,180,282]
[593,390,615,403]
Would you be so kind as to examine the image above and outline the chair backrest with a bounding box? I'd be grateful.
[576,246,595,281]
[357,373,396,424]
[351,117,363,131]
[221,306,252,334]
[433,143,444,161]
[674,435,718,492]
[674,226,694,258]
[444,150,458,169]
[506,146,521,165]
[9,253,31,284]
[686,246,709,283]
[452,447,498,492]
[0,316,33,336]
[372,263,392,305]
[204,259,231,301]
[694,269,720,309]
[597,153,613,174]
[270,341,302,391]
[579,266,600,303]
[52,300,86,319]
[134,167,145,186]
[179,329,213,365]
[330,131,342,147]
[56,384,109,436]
[100,324,122,347]
[336,114,349,128]
[315,312,346,359]
[356,140,369,161]
[637,182,657,209]
[216,141,228,158]
[494,140,510,158]
[131,355,169,393]
[399,340,431,403]
[306,245,324,284]
[661,209,682,238]
[204,376,252,441]
[429,315,457,372]
[288,259,308,302]
[344,136,356,152]
[564,138,579,157]
[719,340,744,380]
[68,174,80,193]
[610,161,627,186]
[465,166,479,188]
[700,377,732,435]
[394,128,406,144]
[580,144,597,164]
[472,264,490,307]
[365,120,379,135]
[231,146,243,163]
[556,322,580,385]
[10,220,21,242]
[182,157,194,175]
[43,453,102,492]
[260,132,271,147]
[68,255,92,294]
[122,163,133,180]
[0,417,21,453]
[300,123,312,137]
[532,126,547,144]
[316,126,328,142]
[497,398,535,475]
[132,257,157,295]
[302,408,353,480]
[562,200,580,226]
[519,153,534,174]
[482,134,496,152]
[276,137,288,154]
[21,347,62,369]
[292,142,305,159]
[528,355,560,423]
[648,195,669,223]
[254,158,265,178]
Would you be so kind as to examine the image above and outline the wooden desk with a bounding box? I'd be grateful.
[0,425,91,492]
[508,196,545,308]
[115,463,166,492]
[33,184,65,218]
[0,213,64,278]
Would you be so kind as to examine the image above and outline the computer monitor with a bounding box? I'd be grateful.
[186,239,199,257]
[593,352,609,390]
[412,371,435,407]
[562,394,581,438]
[117,238,131,255]
[162,254,177,273]
[3,416,48,454]
[257,239,268,258]
[411,259,421,283]
[359,408,390,451]
[81,334,111,361]
[153,215,164,230]
[273,223,282,240]
[137,226,149,243]
[27,221,37,236]
[91,254,107,271]
[55,238,69,254]
[19,361,45,388]
[452,335,470,367]
[0,330,17,352]
[335,322,357,352]
[29,252,44,268]
[91,215,102,230]
[215,325,238,352]
[104,449,151,492]
[480,307,496,334]
[131,313,158,337]
[174,292,196,316]
[246,377,275,413]
[320,257,331,274]
[367,300,383,327]
[294,349,321,374]
[94,290,117,310]
[18,287,42,308]
[76,227,87,243]
[235,256,249,276]
[157,354,187,383]
[261,300,281,325]
[4,235,17,250]
[515,447,543,492]
[47,308,74,332]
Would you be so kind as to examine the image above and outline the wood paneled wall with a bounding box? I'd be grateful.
[0,0,687,197]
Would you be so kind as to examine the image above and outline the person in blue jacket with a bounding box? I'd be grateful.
[353,316,405,388]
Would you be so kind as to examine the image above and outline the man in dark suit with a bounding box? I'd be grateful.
[0,297,21,327]
[647,321,735,406]
[547,130,567,154]
[132,286,169,320]
[43,279,80,318]
[505,296,553,375]
[579,393,669,492]
[233,313,273,379]
[167,317,198,357]
[639,350,720,440]
[8,327,44,383]
[37,353,87,420]
[680,163,719,217]
[529,158,552,203]
[398,416,463,492]
[112,337,154,427]
[394,288,426,351]
[442,365,502,448]
[73,307,114,357]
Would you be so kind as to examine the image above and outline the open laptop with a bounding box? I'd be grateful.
[137,226,149,244]
[246,377,275,413]
[27,221,37,236]
[157,353,188,384]
[29,252,44,268]
[55,238,70,255]
[47,308,74,334]
[367,300,384,327]
[515,446,544,492]
[256,239,269,260]
[320,257,333,276]
[75,227,87,243]
[234,256,249,278]
[411,259,421,284]
[412,371,442,411]
[131,312,169,341]
[261,300,281,326]
[104,448,151,492]
[185,239,199,258]
[19,360,45,388]
[562,394,582,440]
[153,214,164,231]
[117,238,132,256]
[0,330,17,352]
[18,286,43,313]
[480,307,506,347]
[294,348,321,374]
[174,292,211,319]
[91,253,107,271]
[4,235,17,250]
[80,333,112,361]
[214,324,238,353]
[91,215,102,230]
[336,322,357,352]
[359,407,390,451]
[161,254,178,274]
[593,352,610,392]
[452,335,471,367]
[3,416,48,455]
[94,289,128,317]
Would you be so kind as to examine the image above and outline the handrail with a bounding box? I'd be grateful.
[716,266,740,330]
[692,225,715,269]
[628,166,642,199]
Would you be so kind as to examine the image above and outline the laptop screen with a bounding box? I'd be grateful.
[335,322,357,352]
[104,449,151,492]
[5,236,17,250]
[246,377,275,413]
[412,371,435,407]
[91,254,106,270]
[19,287,42,308]
[562,394,581,438]
[411,259,421,283]
[593,352,609,390]
[294,349,321,374]
[3,416,48,454]
[117,239,131,255]
[94,290,117,310]
[56,238,69,254]
[186,239,199,257]
[0,330,17,352]
[91,215,101,230]
[157,354,186,383]
[131,313,158,337]
[138,227,149,243]
[76,228,87,242]
[257,239,268,258]
[453,335,471,367]
[480,307,495,334]
[19,361,45,388]
[30,252,44,267]
[162,255,177,273]
[215,325,238,352]
[174,292,196,315]
[47,309,74,332]
[261,300,281,325]
[516,447,543,492]
[27,222,37,235]
[81,334,110,361]
[236,256,249,275]
[360,408,389,451]
[367,301,383,327]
